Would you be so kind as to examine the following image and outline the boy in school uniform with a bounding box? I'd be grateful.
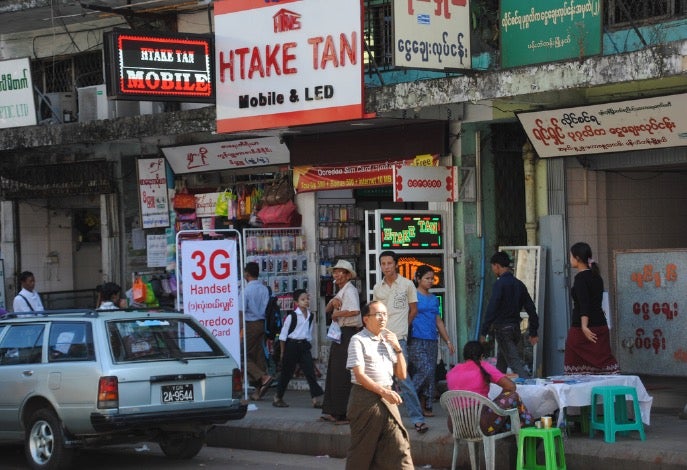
[273,289,324,408]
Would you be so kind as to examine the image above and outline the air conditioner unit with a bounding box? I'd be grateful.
[41,92,77,123]
[77,85,140,122]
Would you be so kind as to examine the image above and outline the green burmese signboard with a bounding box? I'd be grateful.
[500,0,602,68]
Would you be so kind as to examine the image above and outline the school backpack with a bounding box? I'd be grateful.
[264,290,282,340]
[286,311,314,337]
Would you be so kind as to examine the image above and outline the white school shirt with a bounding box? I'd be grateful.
[279,307,314,342]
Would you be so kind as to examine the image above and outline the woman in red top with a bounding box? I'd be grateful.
[446,341,533,435]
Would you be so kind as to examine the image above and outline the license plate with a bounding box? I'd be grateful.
[161,384,194,403]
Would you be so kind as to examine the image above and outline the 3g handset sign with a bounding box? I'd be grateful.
[190,249,231,281]
[181,239,241,363]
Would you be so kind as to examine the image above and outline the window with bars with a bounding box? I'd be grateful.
[605,0,687,25]
[31,50,104,94]
[364,0,393,71]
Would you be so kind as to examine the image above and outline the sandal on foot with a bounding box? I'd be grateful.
[414,422,429,434]
[272,397,289,408]
[319,415,337,423]
[257,376,274,399]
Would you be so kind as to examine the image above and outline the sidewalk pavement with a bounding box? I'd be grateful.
[207,375,687,470]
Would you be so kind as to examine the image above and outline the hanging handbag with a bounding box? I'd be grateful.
[133,277,146,303]
[263,176,293,206]
[173,191,196,211]
[215,189,233,216]
[257,200,300,227]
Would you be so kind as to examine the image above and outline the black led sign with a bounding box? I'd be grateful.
[104,30,214,102]
[380,213,442,250]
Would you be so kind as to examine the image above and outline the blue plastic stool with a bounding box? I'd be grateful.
[589,385,646,443]
[516,427,566,470]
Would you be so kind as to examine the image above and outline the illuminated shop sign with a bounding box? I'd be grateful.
[380,214,442,250]
[104,30,214,102]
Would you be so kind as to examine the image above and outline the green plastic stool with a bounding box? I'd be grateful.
[516,427,567,470]
[565,406,590,435]
[589,385,646,443]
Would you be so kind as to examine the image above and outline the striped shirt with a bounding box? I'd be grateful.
[346,328,397,387]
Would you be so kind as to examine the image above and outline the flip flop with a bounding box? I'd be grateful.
[414,422,429,434]
[258,376,274,399]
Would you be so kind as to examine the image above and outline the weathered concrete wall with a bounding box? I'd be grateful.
[367,40,687,113]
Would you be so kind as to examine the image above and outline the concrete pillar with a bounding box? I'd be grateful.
[523,140,537,246]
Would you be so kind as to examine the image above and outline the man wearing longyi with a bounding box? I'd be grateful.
[345,301,414,470]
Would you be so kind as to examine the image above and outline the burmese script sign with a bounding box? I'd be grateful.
[104,30,213,102]
[614,249,687,376]
[162,137,290,174]
[517,93,687,158]
[137,158,171,229]
[393,0,471,70]
[0,57,37,129]
[214,0,364,133]
[293,154,438,193]
[500,0,602,68]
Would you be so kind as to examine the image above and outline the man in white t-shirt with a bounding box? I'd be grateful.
[13,271,44,313]
[372,250,427,434]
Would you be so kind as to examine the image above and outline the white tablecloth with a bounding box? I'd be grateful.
[489,375,653,426]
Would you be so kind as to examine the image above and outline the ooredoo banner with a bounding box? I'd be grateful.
[214,0,364,133]
[181,239,240,362]
[393,165,458,202]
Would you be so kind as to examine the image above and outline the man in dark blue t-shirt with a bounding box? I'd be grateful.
[479,251,539,378]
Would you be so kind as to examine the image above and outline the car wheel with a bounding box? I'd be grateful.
[158,432,205,459]
[24,408,74,470]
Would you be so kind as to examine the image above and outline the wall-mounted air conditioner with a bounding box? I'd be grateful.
[40,92,77,123]
[77,85,139,122]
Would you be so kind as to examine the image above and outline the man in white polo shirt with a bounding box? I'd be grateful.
[345,300,413,470]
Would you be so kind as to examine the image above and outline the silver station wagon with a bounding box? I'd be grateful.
[0,310,247,470]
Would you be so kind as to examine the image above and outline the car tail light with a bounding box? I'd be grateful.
[232,368,243,398]
[98,376,119,409]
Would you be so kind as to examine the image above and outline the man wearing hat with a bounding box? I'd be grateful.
[479,251,539,378]
[320,259,361,424]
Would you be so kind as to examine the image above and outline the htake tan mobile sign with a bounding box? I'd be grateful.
[214,0,364,133]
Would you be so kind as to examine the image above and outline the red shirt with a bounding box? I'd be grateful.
[446,360,505,397]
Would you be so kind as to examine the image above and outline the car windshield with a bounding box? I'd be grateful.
[107,317,226,362]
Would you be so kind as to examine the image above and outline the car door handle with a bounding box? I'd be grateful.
[22,370,34,377]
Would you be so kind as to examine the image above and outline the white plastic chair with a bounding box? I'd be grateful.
[440,390,521,470]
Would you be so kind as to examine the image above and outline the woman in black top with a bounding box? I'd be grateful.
[564,242,620,375]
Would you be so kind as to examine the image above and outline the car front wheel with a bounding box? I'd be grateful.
[158,431,205,459]
[25,408,74,470]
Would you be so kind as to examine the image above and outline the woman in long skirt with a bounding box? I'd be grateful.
[320,260,361,424]
[564,242,620,375]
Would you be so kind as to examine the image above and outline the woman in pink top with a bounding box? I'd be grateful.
[446,341,534,435]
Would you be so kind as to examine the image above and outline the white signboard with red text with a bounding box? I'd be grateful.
[214,0,364,133]
[162,137,290,174]
[517,93,687,158]
[394,0,471,70]
[181,239,240,362]
[137,158,170,229]
[393,165,458,202]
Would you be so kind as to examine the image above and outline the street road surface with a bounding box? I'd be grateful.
[1,444,349,469]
